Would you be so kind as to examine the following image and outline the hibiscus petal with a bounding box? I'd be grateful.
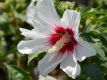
[32,20,54,35]
[75,40,96,62]
[19,28,47,39]
[38,53,67,76]
[32,0,61,29]
[17,38,49,54]
[27,0,56,35]
[26,0,37,25]
[39,75,57,80]
[61,10,80,32]
[60,52,81,79]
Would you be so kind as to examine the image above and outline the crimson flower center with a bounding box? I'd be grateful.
[48,26,77,55]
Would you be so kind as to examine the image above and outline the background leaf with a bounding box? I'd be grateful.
[4,63,32,80]
[81,8,107,18]
[85,64,104,80]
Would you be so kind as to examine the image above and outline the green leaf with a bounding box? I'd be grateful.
[0,12,10,34]
[0,12,9,23]
[97,15,107,23]
[28,53,39,65]
[28,51,46,65]
[96,22,107,30]
[83,24,96,33]
[80,32,99,43]
[0,22,10,34]
[81,8,107,18]
[99,34,107,48]
[14,11,26,21]
[82,7,92,13]
[85,64,103,80]
[93,42,105,58]
[4,63,32,80]
[101,57,107,68]
[34,1,37,6]
[100,28,107,39]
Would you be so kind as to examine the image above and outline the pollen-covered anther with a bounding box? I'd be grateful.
[48,32,71,53]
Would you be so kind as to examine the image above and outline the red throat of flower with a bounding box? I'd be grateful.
[48,26,78,55]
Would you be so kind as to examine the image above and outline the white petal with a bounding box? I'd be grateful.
[17,38,49,54]
[39,75,57,80]
[32,0,37,2]
[19,28,46,39]
[61,10,80,32]
[75,40,96,62]
[60,53,81,79]
[32,20,54,35]
[33,0,61,28]
[26,0,37,25]
[19,28,29,32]
[38,53,67,76]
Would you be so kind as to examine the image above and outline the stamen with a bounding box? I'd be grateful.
[48,32,71,53]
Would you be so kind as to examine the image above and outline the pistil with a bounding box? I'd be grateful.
[48,32,71,53]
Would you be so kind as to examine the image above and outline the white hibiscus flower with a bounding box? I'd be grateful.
[26,0,38,25]
[18,0,96,79]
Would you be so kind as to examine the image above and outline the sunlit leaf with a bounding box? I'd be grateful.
[83,24,96,33]
[93,42,105,58]
[81,8,107,18]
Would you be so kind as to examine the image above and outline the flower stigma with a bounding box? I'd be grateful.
[48,31,71,53]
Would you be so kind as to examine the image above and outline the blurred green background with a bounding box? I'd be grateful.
[0,0,107,80]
